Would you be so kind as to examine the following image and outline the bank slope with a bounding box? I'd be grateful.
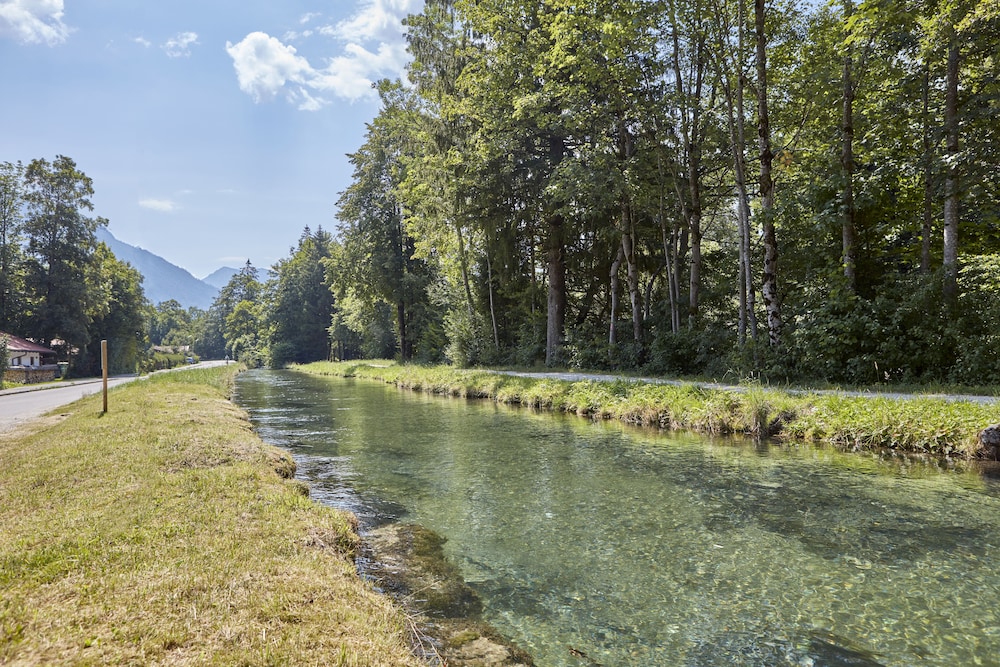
[297,361,1000,459]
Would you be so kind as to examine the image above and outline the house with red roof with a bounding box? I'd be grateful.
[2,332,59,384]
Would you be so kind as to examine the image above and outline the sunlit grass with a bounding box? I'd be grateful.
[0,365,421,666]
[298,361,1000,458]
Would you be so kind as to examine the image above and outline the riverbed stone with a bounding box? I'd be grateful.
[363,522,534,666]
[980,424,1000,459]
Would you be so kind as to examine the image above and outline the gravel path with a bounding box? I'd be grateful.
[496,370,1000,405]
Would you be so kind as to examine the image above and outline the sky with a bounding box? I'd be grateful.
[0,0,423,279]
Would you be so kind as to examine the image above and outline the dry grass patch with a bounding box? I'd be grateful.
[0,367,422,666]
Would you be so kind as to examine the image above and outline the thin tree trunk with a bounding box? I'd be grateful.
[396,301,409,360]
[618,119,642,344]
[841,0,857,290]
[454,221,475,320]
[921,63,933,274]
[670,8,705,329]
[622,200,642,343]
[660,216,679,334]
[545,212,566,364]
[486,250,500,351]
[545,136,567,365]
[716,0,757,344]
[755,0,781,346]
[657,147,681,334]
[610,245,624,346]
[942,42,960,302]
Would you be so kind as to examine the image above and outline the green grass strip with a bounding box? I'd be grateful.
[299,361,1000,458]
[0,365,421,666]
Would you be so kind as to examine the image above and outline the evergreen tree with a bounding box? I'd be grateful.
[268,227,335,366]
[21,156,103,353]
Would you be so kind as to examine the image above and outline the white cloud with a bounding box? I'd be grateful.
[225,32,313,103]
[133,36,151,48]
[227,0,420,109]
[139,198,177,212]
[162,31,198,58]
[332,0,421,42]
[0,0,70,45]
[291,87,328,112]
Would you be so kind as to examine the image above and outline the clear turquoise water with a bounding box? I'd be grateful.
[234,370,1000,667]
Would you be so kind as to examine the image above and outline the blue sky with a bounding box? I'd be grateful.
[0,0,422,279]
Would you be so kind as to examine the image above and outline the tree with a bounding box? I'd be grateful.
[0,161,25,332]
[754,0,782,346]
[0,334,8,388]
[74,243,147,376]
[22,156,103,353]
[268,227,335,366]
[199,260,264,363]
[333,83,436,361]
[150,299,194,347]
[458,0,575,364]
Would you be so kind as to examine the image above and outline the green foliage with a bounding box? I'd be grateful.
[268,227,335,366]
[0,161,26,332]
[199,260,264,364]
[329,83,439,362]
[0,334,7,388]
[0,155,153,377]
[71,244,147,377]
[21,155,104,353]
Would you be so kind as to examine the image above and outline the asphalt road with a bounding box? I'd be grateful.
[0,360,232,434]
[0,377,136,433]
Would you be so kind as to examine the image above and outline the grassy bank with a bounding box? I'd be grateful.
[0,366,421,666]
[298,361,1000,458]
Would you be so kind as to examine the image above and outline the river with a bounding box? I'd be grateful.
[233,369,1000,667]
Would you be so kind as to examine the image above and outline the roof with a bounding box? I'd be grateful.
[0,332,56,355]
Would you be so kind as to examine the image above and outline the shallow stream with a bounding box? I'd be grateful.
[233,370,1000,667]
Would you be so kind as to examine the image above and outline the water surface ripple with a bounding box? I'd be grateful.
[234,370,1000,667]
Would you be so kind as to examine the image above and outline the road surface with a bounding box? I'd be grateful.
[0,361,231,433]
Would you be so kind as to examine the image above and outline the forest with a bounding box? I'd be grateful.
[3,0,998,386]
[322,0,1000,385]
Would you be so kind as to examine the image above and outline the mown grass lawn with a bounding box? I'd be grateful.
[0,366,421,666]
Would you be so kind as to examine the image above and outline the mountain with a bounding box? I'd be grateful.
[97,228,220,310]
[201,266,239,289]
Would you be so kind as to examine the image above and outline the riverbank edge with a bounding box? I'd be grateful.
[0,365,425,666]
[295,361,1000,459]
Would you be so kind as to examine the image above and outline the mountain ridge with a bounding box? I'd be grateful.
[97,227,220,310]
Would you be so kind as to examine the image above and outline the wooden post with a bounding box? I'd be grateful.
[101,339,108,413]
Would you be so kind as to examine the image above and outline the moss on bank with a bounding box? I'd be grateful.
[298,361,1000,459]
[0,365,422,666]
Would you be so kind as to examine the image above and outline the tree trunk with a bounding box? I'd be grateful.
[921,63,933,274]
[716,0,757,345]
[622,200,642,343]
[397,300,410,361]
[841,0,857,291]
[656,147,681,334]
[454,220,475,320]
[942,42,960,302]
[545,212,566,365]
[755,0,781,346]
[617,119,642,344]
[670,11,705,329]
[610,245,623,346]
[486,250,500,351]
[545,136,567,365]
